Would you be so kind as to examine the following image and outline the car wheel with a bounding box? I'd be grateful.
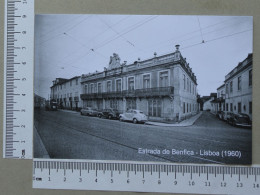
[98,114,101,118]
[133,118,138,124]
[108,115,112,119]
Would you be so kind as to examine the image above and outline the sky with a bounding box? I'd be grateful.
[34,15,253,99]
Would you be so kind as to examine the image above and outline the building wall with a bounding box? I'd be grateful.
[51,77,82,110]
[225,66,252,118]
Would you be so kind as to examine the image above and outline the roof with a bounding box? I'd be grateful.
[225,53,252,82]
[217,84,225,90]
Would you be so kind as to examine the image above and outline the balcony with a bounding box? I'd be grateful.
[80,87,174,100]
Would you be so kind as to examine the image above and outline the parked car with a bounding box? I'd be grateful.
[98,108,120,119]
[222,111,230,121]
[45,100,58,111]
[119,109,148,124]
[226,113,252,128]
[216,111,223,119]
[80,107,99,116]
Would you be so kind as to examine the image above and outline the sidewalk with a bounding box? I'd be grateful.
[145,112,202,127]
[59,109,79,114]
[34,126,50,158]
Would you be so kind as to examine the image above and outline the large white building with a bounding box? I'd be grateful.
[80,45,199,122]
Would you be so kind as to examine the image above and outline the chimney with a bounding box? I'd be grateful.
[175,44,180,51]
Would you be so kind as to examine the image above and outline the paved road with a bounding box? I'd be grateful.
[34,109,251,164]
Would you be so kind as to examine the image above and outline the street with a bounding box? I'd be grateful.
[34,109,252,164]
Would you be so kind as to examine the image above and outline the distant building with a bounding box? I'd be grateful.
[202,93,217,112]
[215,84,225,112]
[80,45,199,121]
[34,93,46,109]
[224,53,252,119]
[50,76,82,110]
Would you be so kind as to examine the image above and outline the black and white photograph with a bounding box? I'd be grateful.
[34,14,253,164]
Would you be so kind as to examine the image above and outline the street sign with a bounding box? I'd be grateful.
[3,0,34,159]
[33,159,260,195]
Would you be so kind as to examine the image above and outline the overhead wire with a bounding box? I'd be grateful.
[57,16,158,69]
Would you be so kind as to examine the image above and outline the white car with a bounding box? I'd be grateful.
[119,109,148,124]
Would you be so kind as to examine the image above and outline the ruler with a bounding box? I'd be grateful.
[33,159,260,195]
[3,0,34,159]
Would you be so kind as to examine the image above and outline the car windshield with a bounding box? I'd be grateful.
[139,111,144,114]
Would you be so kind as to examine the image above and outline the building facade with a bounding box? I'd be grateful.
[80,45,198,121]
[224,53,252,119]
[50,76,82,110]
[215,84,225,112]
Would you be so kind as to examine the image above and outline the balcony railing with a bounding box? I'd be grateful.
[80,87,174,100]
[74,96,79,102]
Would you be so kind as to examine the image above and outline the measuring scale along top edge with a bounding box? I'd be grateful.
[3,0,34,159]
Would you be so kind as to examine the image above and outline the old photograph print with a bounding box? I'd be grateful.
[34,14,253,164]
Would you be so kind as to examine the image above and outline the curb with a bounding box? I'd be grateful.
[145,112,202,127]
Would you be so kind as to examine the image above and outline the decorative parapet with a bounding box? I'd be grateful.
[81,45,197,84]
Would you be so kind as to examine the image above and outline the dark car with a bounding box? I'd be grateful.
[216,111,223,119]
[226,112,252,128]
[99,108,120,119]
[45,100,58,111]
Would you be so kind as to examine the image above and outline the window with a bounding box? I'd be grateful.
[107,81,112,92]
[230,103,233,112]
[127,99,136,110]
[110,99,118,109]
[226,84,229,94]
[226,103,229,111]
[76,78,78,85]
[159,71,168,87]
[116,79,122,92]
[238,76,241,90]
[183,102,185,113]
[249,101,252,114]
[84,84,88,94]
[249,69,252,86]
[90,84,94,93]
[75,92,78,97]
[238,102,241,113]
[94,83,97,93]
[98,83,102,93]
[143,74,150,89]
[190,81,191,93]
[61,85,62,90]
[183,74,186,90]
[230,81,233,93]
[128,77,135,91]
[70,80,72,86]
[187,78,189,92]
[187,103,188,113]
[148,99,161,117]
